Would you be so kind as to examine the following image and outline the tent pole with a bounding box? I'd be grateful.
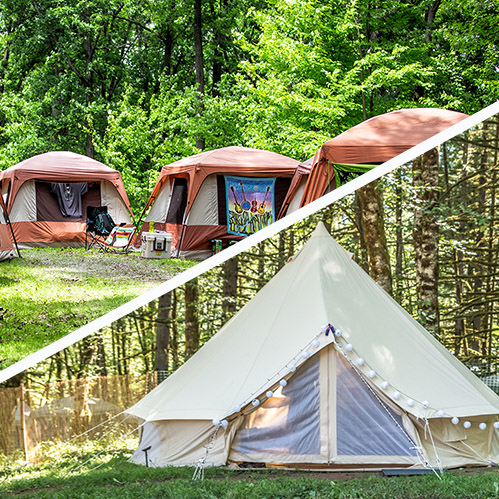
[2,205,21,258]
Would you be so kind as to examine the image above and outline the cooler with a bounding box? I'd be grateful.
[141,231,173,259]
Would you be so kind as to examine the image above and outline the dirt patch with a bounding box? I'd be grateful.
[21,248,192,283]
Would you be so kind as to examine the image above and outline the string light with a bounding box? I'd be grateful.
[221,323,488,441]
[494,422,499,429]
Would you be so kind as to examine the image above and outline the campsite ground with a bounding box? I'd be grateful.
[1,439,498,498]
[0,248,194,369]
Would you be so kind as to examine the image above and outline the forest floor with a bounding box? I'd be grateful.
[1,439,498,498]
[0,248,195,369]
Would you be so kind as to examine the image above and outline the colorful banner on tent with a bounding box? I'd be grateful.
[225,176,276,237]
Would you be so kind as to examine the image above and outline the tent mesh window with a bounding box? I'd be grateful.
[336,353,417,457]
[232,355,321,456]
[480,375,499,394]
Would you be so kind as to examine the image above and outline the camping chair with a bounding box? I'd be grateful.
[86,206,115,249]
[97,224,136,253]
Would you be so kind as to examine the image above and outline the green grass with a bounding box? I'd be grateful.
[1,439,499,498]
[0,248,194,368]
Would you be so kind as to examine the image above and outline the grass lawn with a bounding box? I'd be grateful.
[0,248,195,369]
[1,439,499,498]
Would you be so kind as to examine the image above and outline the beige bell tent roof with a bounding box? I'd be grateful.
[127,223,499,424]
[301,108,469,205]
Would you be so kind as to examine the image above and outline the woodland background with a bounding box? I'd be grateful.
[0,0,498,213]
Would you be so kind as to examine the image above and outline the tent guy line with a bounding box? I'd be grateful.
[1,100,498,384]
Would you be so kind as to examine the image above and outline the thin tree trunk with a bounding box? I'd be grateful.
[354,191,369,273]
[222,257,238,322]
[154,293,172,371]
[170,289,179,370]
[451,143,468,356]
[394,169,404,302]
[193,0,205,150]
[184,278,200,358]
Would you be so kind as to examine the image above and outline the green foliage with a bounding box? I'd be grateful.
[1,0,497,210]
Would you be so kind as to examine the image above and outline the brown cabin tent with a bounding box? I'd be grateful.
[300,108,469,206]
[127,223,499,470]
[0,151,133,247]
[0,195,16,261]
[141,146,303,259]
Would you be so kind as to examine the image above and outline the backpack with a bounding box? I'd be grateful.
[94,211,115,235]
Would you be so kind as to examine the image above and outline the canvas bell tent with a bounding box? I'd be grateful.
[141,146,303,259]
[0,195,17,261]
[127,223,499,470]
[0,151,133,247]
[300,108,469,206]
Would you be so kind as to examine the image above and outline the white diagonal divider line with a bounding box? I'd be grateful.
[1,101,498,384]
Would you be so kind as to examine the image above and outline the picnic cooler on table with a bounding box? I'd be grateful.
[141,231,172,259]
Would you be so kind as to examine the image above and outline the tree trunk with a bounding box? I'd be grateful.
[354,191,369,273]
[472,124,488,356]
[356,180,393,294]
[96,334,107,377]
[184,278,200,358]
[222,257,238,322]
[413,148,440,334]
[170,289,179,370]
[193,0,205,150]
[425,0,442,42]
[451,143,468,356]
[394,169,404,302]
[154,292,172,371]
